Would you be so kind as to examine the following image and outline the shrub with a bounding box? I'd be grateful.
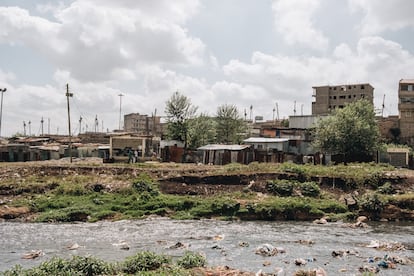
[378,182,395,194]
[66,256,112,276]
[122,251,170,273]
[177,251,206,269]
[360,193,385,219]
[132,174,159,196]
[266,180,294,196]
[299,182,320,197]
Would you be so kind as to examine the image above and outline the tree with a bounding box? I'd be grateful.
[312,99,380,162]
[187,113,217,149]
[165,91,197,148]
[216,104,247,144]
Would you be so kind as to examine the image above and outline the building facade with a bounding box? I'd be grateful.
[124,113,162,136]
[312,83,374,115]
[398,79,414,144]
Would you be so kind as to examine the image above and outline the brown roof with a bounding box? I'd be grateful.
[399,79,414,84]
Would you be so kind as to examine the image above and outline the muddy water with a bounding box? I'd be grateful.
[1,219,414,275]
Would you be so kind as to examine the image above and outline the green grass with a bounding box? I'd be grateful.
[0,251,201,276]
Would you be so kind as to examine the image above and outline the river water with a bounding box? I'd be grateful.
[1,218,413,275]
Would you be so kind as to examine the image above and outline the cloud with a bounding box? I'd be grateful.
[272,0,329,51]
[349,0,414,34]
[222,36,414,118]
[0,1,206,82]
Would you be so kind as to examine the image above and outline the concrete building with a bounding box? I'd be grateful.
[124,113,162,136]
[398,79,414,144]
[312,83,374,115]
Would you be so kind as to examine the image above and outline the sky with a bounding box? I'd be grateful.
[0,0,414,137]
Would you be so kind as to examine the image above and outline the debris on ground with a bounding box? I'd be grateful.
[239,241,250,247]
[295,239,315,245]
[169,241,186,249]
[191,265,255,276]
[331,249,359,258]
[112,241,130,250]
[313,217,328,224]
[293,267,327,275]
[365,240,405,251]
[294,258,307,266]
[358,265,380,273]
[255,244,278,256]
[21,250,43,259]
[66,242,80,250]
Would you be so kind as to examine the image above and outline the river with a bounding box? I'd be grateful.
[1,218,413,275]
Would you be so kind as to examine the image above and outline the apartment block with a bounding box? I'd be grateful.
[311,83,374,115]
[398,79,414,142]
[123,113,162,136]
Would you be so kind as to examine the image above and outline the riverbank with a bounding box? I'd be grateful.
[1,159,414,222]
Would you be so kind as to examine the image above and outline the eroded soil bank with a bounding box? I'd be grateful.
[1,160,414,222]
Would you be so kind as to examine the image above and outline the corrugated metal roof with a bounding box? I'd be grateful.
[197,144,251,151]
[243,137,289,143]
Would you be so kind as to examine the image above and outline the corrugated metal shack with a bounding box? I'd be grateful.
[197,144,251,165]
[243,137,289,163]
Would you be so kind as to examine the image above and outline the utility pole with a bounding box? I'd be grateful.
[249,105,253,121]
[293,101,296,116]
[23,121,26,136]
[79,116,82,135]
[48,118,50,135]
[40,117,44,136]
[0,87,7,137]
[275,102,279,121]
[66,84,73,163]
[28,121,31,136]
[118,93,124,131]
[94,115,98,133]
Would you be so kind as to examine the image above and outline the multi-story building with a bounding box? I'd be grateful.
[312,83,374,115]
[398,79,414,143]
[123,113,162,136]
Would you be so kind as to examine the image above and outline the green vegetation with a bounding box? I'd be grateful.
[215,104,247,144]
[165,91,198,148]
[312,99,380,162]
[1,161,412,223]
[0,251,205,276]
[176,251,206,269]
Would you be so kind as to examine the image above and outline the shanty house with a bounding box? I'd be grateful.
[243,137,289,163]
[197,144,251,165]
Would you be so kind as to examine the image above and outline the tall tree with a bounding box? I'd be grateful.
[165,91,197,148]
[216,104,247,144]
[187,113,217,149]
[312,99,380,162]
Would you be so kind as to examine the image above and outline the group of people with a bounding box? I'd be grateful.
[127,149,140,163]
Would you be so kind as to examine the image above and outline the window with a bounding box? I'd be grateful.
[339,95,346,99]
[333,96,337,99]
[348,86,352,90]
[348,95,352,99]
[401,85,408,91]
[333,87,337,90]
[361,85,365,89]
[409,85,414,91]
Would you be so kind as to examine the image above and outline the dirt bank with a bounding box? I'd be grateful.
[1,160,414,222]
